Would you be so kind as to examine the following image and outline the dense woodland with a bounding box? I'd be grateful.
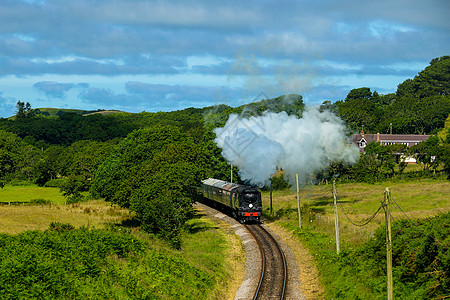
[0,56,449,245]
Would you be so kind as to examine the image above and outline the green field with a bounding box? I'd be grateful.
[0,184,66,205]
[263,178,450,239]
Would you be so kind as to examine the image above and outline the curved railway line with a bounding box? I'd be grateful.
[244,224,288,300]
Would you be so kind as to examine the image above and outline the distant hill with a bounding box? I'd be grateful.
[31,108,125,117]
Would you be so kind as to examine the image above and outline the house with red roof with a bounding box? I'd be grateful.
[350,131,430,163]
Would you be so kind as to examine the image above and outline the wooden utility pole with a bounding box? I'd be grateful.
[333,179,340,254]
[383,188,393,300]
[296,173,302,228]
[231,164,233,183]
[270,182,273,216]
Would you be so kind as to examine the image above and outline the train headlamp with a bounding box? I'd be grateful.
[249,204,253,208]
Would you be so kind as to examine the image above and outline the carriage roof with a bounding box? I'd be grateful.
[201,178,259,193]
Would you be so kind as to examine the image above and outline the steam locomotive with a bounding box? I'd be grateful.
[199,178,262,223]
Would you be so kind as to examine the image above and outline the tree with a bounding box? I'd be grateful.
[60,175,88,203]
[33,145,65,186]
[319,100,338,114]
[336,88,381,132]
[397,56,450,99]
[410,136,444,173]
[91,125,187,205]
[346,87,372,101]
[128,144,207,248]
[91,125,208,248]
[15,101,32,119]
[0,130,36,181]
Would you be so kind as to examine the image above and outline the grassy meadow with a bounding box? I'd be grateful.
[0,184,67,205]
[262,178,450,243]
[0,184,130,234]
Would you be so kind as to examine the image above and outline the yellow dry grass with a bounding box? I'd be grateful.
[0,200,130,235]
[262,178,450,244]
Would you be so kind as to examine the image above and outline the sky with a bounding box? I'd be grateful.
[0,0,449,118]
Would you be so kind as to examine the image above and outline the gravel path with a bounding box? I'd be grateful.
[194,202,305,300]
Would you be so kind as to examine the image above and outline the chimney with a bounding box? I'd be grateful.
[377,132,380,143]
[360,129,365,138]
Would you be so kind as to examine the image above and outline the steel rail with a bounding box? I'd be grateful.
[245,224,287,300]
[244,224,265,300]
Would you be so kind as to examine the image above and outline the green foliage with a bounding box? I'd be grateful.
[43,179,65,188]
[382,56,450,134]
[358,213,450,299]
[285,212,450,299]
[60,175,88,203]
[336,87,381,132]
[0,130,37,181]
[48,222,75,231]
[91,126,208,247]
[397,56,450,99]
[346,137,448,183]
[332,56,450,134]
[30,198,51,205]
[91,125,186,203]
[270,173,291,190]
[410,135,445,172]
[236,94,305,118]
[15,101,33,119]
[0,223,227,299]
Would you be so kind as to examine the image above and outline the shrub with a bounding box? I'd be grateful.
[48,222,75,232]
[29,198,51,205]
[0,226,217,299]
[43,179,65,188]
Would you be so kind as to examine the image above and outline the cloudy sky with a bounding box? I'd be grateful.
[0,0,449,117]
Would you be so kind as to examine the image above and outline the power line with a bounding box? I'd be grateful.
[390,196,444,246]
[335,188,383,227]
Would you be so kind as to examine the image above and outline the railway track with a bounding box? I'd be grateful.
[245,224,288,300]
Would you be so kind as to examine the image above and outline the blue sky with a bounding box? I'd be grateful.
[0,0,449,117]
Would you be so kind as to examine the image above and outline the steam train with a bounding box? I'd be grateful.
[199,178,262,223]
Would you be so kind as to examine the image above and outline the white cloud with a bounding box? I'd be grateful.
[0,0,447,116]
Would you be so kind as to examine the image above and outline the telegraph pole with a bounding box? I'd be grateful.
[296,173,302,228]
[231,164,233,183]
[383,188,393,300]
[270,181,273,216]
[333,179,340,254]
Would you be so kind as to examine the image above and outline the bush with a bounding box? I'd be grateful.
[270,173,291,190]
[43,179,65,188]
[29,199,51,205]
[324,212,450,299]
[48,222,75,231]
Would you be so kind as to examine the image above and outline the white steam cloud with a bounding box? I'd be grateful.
[214,108,360,187]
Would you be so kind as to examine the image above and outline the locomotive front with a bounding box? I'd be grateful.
[237,187,262,222]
